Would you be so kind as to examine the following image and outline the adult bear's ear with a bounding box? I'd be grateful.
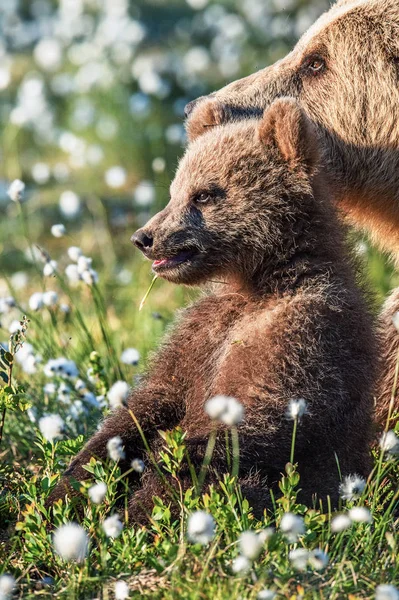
[258,98,319,174]
[185,99,226,142]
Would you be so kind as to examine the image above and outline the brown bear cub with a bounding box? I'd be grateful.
[50,99,376,520]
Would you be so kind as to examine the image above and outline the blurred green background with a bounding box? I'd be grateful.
[0,0,396,393]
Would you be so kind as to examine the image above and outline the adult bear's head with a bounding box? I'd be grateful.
[185,0,399,256]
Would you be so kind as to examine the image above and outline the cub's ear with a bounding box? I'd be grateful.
[185,99,226,142]
[258,98,319,174]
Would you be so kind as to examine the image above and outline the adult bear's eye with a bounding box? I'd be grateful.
[194,191,213,204]
[304,55,326,75]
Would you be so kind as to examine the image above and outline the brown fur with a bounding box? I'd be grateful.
[186,0,399,257]
[185,0,399,430]
[49,99,376,521]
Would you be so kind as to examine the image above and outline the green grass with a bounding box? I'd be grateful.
[0,196,399,600]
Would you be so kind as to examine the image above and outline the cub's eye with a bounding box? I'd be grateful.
[305,56,326,75]
[191,185,226,205]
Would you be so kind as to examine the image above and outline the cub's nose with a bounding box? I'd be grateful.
[131,229,153,252]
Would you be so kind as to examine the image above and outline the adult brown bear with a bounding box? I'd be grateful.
[186,0,399,426]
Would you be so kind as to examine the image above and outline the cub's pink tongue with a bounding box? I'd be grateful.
[153,258,168,268]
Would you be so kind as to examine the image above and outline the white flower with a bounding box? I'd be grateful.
[0,574,16,599]
[231,555,251,574]
[115,580,129,600]
[65,264,81,284]
[59,190,81,219]
[39,414,64,441]
[152,157,166,173]
[51,224,66,238]
[339,474,366,501]
[187,511,215,545]
[88,482,107,504]
[238,531,264,560]
[286,398,307,420]
[77,256,93,273]
[0,296,15,313]
[108,381,130,410]
[380,430,399,457]
[61,303,70,313]
[53,523,88,562]
[186,0,209,9]
[105,166,127,188]
[308,548,329,571]
[34,38,63,72]
[81,269,99,286]
[32,162,50,185]
[43,260,58,277]
[376,585,399,600]
[9,320,22,334]
[331,514,352,533]
[280,512,305,542]
[68,246,82,262]
[29,292,44,311]
[102,514,123,538]
[392,312,399,332]
[133,180,155,207]
[257,591,276,600]
[204,395,244,426]
[43,357,78,378]
[7,179,25,202]
[43,291,58,307]
[107,436,125,461]
[120,348,140,365]
[131,458,145,473]
[44,383,57,395]
[289,548,309,571]
[348,507,372,523]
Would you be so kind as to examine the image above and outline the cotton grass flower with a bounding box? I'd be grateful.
[121,348,140,365]
[81,268,99,286]
[331,514,352,533]
[349,506,372,523]
[286,398,307,420]
[43,291,58,307]
[108,381,130,409]
[53,523,88,562]
[43,260,57,277]
[39,414,64,441]
[231,555,251,574]
[376,585,399,600]
[238,530,264,560]
[102,514,123,538]
[59,190,81,219]
[107,436,125,461]
[29,292,44,311]
[257,591,276,600]
[88,482,107,504]
[0,574,16,599]
[289,548,309,571]
[7,179,25,202]
[68,246,82,262]
[131,458,145,473]
[380,430,399,457]
[204,395,244,426]
[308,548,329,571]
[339,474,366,501]
[115,580,129,600]
[65,264,81,284]
[280,512,305,542]
[105,166,127,188]
[51,223,66,237]
[187,511,215,545]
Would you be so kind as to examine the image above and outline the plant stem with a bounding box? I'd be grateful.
[197,428,217,493]
[231,426,240,479]
[290,418,298,465]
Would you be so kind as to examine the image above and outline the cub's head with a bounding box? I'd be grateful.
[132,98,319,287]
